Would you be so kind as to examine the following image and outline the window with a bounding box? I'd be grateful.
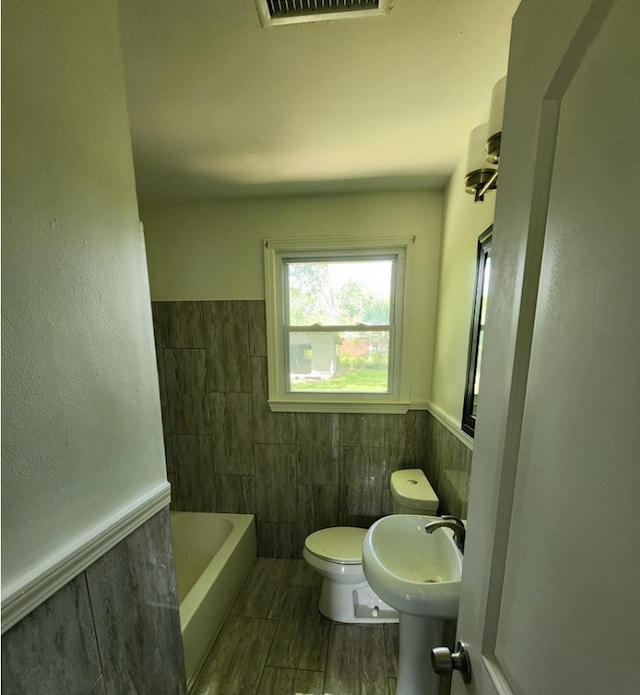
[264,237,414,413]
[462,225,492,436]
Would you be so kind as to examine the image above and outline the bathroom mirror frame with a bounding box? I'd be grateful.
[462,225,492,437]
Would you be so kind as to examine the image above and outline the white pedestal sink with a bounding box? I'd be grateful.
[362,515,463,695]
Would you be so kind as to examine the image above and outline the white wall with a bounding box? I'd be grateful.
[430,158,496,426]
[141,191,443,405]
[1,0,168,627]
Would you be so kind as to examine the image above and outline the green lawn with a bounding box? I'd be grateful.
[291,369,388,392]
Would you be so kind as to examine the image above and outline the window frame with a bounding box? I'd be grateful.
[264,236,415,413]
[462,225,493,436]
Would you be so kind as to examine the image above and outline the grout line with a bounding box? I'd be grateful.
[262,574,284,677]
[202,559,396,694]
[82,572,106,683]
[323,619,336,685]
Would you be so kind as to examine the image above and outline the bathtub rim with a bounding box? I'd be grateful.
[171,511,255,632]
[170,511,257,691]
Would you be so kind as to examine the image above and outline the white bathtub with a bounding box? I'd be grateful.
[170,512,257,690]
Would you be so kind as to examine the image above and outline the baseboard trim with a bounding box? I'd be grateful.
[1,481,171,633]
[425,402,474,451]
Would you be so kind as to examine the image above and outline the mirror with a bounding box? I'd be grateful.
[462,225,492,437]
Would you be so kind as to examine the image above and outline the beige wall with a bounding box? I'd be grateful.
[142,190,443,405]
[1,0,167,620]
[430,158,496,426]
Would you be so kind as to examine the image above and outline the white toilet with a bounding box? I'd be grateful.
[303,468,439,623]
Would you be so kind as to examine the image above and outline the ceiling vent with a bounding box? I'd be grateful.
[255,0,391,27]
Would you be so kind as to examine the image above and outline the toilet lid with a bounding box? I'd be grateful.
[304,527,366,564]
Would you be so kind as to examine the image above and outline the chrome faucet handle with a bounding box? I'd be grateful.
[424,518,466,553]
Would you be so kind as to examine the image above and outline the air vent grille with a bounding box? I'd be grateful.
[255,0,390,26]
[268,0,379,19]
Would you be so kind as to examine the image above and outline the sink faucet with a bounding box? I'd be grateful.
[424,515,466,553]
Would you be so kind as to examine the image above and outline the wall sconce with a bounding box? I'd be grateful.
[465,76,506,202]
[464,123,498,203]
[486,76,506,164]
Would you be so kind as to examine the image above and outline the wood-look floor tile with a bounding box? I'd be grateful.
[284,559,321,588]
[191,616,276,695]
[324,624,388,695]
[266,586,330,671]
[384,623,399,677]
[230,558,291,619]
[190,559,403,695]
[257,667,324,695]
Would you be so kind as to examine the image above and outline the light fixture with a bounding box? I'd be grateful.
[464,124,498,203]
[464,75,506,202]
[486,76,506,164]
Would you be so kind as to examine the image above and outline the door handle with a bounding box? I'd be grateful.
[431,640,472,684]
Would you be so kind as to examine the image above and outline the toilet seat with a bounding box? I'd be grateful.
[304,527,365,564]
[303,469,438,624]
[303,526,399,623]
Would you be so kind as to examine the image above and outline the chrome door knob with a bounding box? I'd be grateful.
[431,640,472,684]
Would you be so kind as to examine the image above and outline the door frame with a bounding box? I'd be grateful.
[451,1,619,692]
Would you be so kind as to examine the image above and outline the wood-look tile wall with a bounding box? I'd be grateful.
[1,508,186,695]
[153,300,447,558]
[423,411,473,519]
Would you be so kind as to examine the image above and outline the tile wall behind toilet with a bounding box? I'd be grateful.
[153,300,472,557]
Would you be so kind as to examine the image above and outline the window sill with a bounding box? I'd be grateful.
[267,399,411,414]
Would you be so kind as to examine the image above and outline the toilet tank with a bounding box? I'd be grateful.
[390,469,439,515]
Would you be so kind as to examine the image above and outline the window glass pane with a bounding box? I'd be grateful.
[480,257,491,324]
[286,259,392,326]
[462,225,492,436]
[288,331,389,392]
[474,256,491,415]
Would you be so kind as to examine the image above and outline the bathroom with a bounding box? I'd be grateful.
[3,1,638,694]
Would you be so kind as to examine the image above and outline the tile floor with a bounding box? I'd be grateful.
[191,558,400,695]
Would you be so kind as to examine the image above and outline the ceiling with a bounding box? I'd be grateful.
[117,0,519,204]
